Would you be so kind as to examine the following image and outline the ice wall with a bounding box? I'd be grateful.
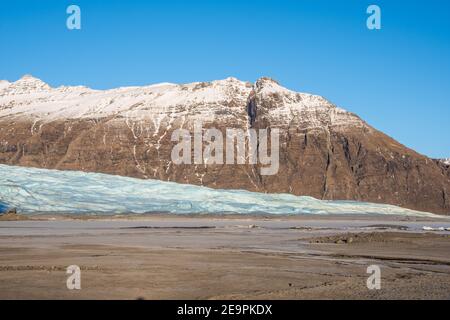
[0,164,437,217]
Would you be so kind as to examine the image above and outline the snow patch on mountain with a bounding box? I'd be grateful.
[0,75,364,129]
[0,80,10,90]
[0,75,253,122]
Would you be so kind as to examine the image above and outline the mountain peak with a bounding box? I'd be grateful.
[255,77,281,89]
[256,77,280,85]
[17,74,48,84]
[254,77,294,97]
[20,74,39,80]
[8,74,51,93]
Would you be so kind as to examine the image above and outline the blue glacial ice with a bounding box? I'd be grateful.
[0,164,437,217]
[0,200,8,213]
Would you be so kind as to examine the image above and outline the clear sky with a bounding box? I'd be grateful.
[0,0,449,159]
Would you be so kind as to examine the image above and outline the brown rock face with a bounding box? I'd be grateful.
[0,76,449,215]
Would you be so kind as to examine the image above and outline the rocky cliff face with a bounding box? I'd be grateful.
[0,75,449,215]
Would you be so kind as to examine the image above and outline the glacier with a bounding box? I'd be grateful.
[0,164,437,217]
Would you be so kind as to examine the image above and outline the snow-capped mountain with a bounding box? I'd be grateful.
[0,75,449,215]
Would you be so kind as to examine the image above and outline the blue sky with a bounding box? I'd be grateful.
[0,0,449,158]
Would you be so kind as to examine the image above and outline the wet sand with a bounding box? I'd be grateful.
[0,214,449,300]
